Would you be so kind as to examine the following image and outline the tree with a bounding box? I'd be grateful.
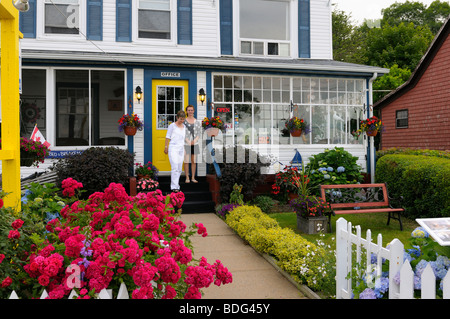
[425,0,450,34]
[365,22,434,71]
[373,64,412,102]
[332,7,367,64]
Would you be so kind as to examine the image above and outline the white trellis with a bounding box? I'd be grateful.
[336,217,450,299]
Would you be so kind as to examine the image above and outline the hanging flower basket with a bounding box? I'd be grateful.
[285,117,310,137]
[366,130,378,137]
[124,126,137,136]
[290,129,302,137]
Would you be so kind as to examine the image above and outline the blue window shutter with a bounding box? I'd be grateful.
[298,0,310,58]
[87,0,103,40]
[116,0,132,42]
[19,0,36,38]
[220,0,233,55]
[178,0,192,45]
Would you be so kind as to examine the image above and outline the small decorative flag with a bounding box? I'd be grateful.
[30,124,51,148]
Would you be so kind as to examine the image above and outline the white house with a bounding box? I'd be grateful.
[10,0,388,178]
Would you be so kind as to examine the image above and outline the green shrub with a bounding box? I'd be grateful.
[251,195,275,214]
[225,205,330,291]
[215,145,270,203]
[376,147,450,162]
[376,154,450,218]
[306,147,363,195]
[53,147,134,197]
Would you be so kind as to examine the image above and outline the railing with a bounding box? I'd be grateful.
[336,217,450,299]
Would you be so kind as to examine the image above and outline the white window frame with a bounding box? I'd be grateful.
[23,67,128,150]
[234,0,297,58]
[38,0,86,40]
[211,73,366,147]
[133,0,177,45]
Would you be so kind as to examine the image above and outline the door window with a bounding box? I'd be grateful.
[157,86,184,129]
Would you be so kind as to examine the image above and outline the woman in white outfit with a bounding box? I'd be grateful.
[164,110,186,192]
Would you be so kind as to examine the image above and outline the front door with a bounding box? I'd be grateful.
[152,79,189,172]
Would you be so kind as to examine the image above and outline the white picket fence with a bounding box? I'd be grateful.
[7,282,130,299]
[336,217,450,299]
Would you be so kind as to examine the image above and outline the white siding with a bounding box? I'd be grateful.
[310,0,333,60]
[21,0,220,59]
[133,69,144,165]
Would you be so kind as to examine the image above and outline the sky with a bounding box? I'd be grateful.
[331,0,443,25]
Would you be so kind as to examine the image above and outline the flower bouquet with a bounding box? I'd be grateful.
[285,117,310,137]
[136,178,159,192]
[118,113,143,135]
[135,161,159,180]
[202,116,224,137]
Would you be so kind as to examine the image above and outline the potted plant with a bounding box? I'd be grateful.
[136,178,159,193]
[118,113,143,136]
[135,161,159,180]
[358,116,384,137]
[289,194,333,234]
[284,117,310,137]
[271,165,310,201]
[202,116,224,137]
[15,137,50,167]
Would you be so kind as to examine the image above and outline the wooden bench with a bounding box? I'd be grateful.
[320,183,404,231]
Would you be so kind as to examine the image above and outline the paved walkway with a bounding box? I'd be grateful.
[179,213,309,299]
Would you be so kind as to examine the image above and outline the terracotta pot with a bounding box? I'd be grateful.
[290,129,302,137]
[288,192,298,201]
[366,130,378,137]
[206,127,220,137]
[124,126,137,136]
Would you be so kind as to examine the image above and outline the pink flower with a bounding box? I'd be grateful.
[195,223,208,237]
[38,275,50,286]
[1,277,12,288]
[0,254,5,264]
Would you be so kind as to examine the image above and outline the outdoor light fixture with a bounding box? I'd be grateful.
[135,86,142,103]
[199,88,206,105]
[13,0,30,12]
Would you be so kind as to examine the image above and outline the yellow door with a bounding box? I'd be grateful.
[152,79,189,172]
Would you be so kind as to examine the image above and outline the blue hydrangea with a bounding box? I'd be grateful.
[327,167,334,172]
[359,288,377,299]
[323,174,330,179]
[415,259,429,278]
[436,255,450,268]
[407,245,421,258]
[411,227,429,238]
[337,166,345,173]
[374,277,389,298]
[414,275,421,290]
[318,167,327,172]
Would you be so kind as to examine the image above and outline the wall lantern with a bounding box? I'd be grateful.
[135,86,142,103]
[199,88,206,105]
[13,0,30,12]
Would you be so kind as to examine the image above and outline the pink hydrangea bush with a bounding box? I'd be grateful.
[0,180,232,299]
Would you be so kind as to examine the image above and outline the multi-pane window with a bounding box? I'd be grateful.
[212,74,365,146]
[55,69,126,147]
[396,109,408,128]
[239,0,291,57]
[157,86,184,128]
[138,0,171,39]
[44,0,80,34]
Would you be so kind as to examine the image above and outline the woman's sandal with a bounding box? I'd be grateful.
[185,177,190,183]
[191,178,198,183]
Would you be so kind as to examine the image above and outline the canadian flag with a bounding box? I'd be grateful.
[30,125,51,148]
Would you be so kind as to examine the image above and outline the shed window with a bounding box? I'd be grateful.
[396,109,408,128]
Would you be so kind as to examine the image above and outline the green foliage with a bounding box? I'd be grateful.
[53,147,134,198]
[375,154,450,218]
[373,64,411,102]
[225,205,332,292]
[21,182,67,222]
[376,147,450,161]
[306,147,363,195]
[229,184,244,205]
[216,145,270,203]
[251,195,275,214]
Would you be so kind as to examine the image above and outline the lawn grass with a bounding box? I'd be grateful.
[269,212,420,249]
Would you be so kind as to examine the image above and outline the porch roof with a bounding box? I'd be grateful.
[22,49,389,77]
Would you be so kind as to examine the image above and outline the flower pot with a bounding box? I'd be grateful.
[206,127,219,137]
[137,174,150,181]
[297,215,329,234]
[124,126,137,136]
[290,129,302,137]
[366,130,378,137]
